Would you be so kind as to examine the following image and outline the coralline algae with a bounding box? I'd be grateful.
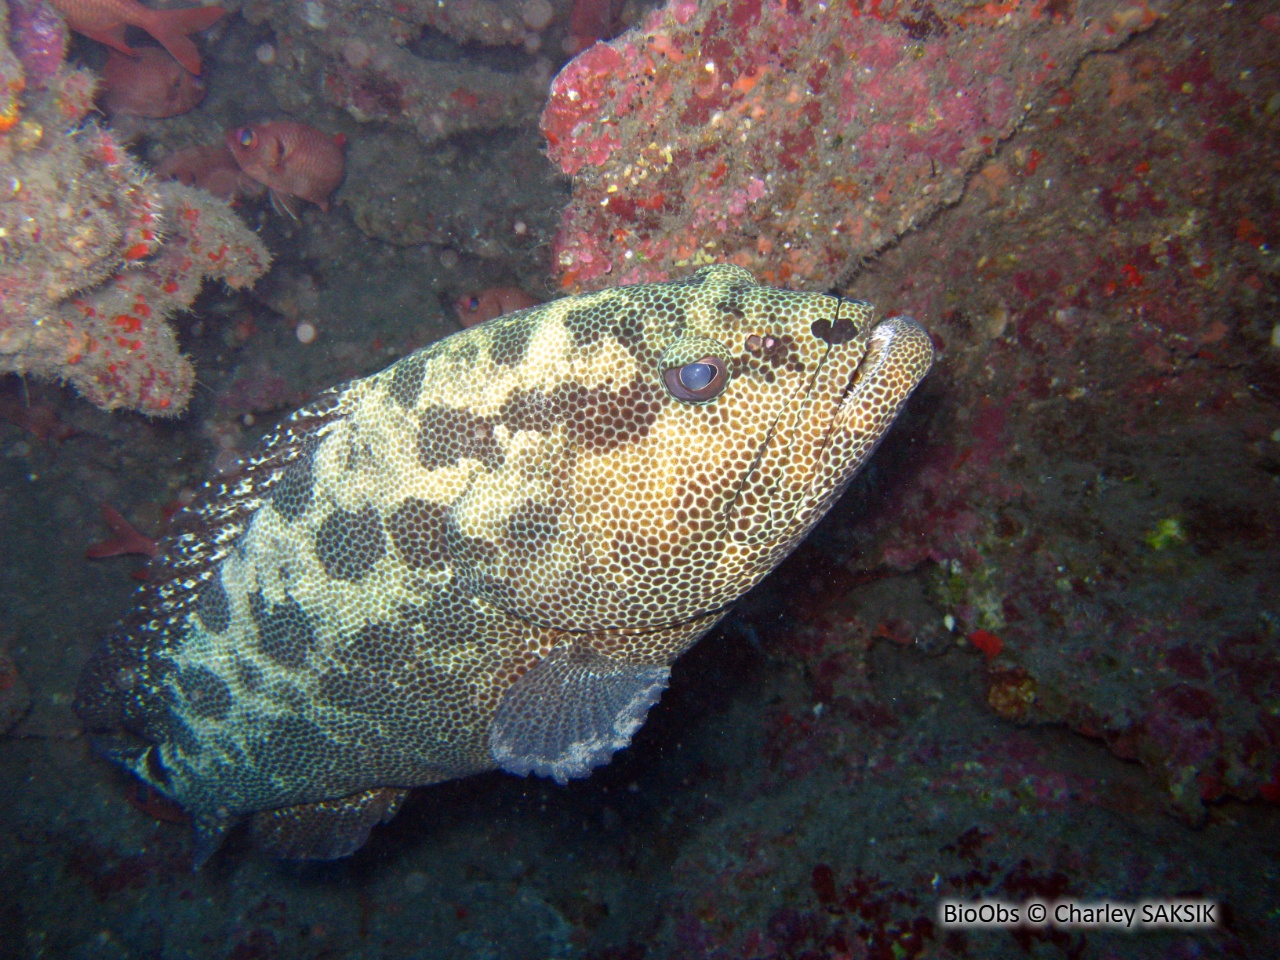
[542,0,1160,292]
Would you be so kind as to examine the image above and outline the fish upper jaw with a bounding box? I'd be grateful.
[796,314,935,528]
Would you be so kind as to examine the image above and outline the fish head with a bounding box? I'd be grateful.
[225,123,286,177]
[455,290,499,327]
[445,263,933,631]
[101,46,204,117]
[164,62,205,114]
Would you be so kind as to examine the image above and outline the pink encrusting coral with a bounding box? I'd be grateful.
[542,0,1161,291]
[0,15,270,416]
[6,0,67,89]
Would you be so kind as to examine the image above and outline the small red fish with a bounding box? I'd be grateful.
[155,143,264,202]
[48,0,224,75]
[0,391,74,441]
[100,46,205,117]
[85,503,160,560]
[454,286,541,327]
[224,121,346,215]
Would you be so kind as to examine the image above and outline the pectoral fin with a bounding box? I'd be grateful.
[490,641,670,785]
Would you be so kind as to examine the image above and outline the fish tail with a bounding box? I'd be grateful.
[142,4,225,74]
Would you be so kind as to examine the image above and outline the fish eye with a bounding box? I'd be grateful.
[237,128,257,148]
[465,296,480,310]
[664,356,728,402]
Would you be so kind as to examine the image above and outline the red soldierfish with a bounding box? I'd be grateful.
[454,287,541,327]
[101,47,205,117]
[224,121,346,216]
[48,0,224,75]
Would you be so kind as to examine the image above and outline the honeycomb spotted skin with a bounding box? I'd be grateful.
[75,264,934,862]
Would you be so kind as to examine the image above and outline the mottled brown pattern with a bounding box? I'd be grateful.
[388,352,428,408]
[249,592,316,668]
[560,378,665,453]
[314,506,386,581]
[386,498,449,569]
[195,572,231,634]
[177,665,232,721]
[74,265,933,864]
[416,405,504,472]
[488,315,536,366]
[500,388,564,434]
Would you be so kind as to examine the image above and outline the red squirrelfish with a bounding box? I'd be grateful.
[454,286,541,327]
[224,121,346,215]
[48,0,224,75]
[101,47,205,117]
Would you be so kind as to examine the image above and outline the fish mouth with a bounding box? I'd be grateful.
[804,313,935,505]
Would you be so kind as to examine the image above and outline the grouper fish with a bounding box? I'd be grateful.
[75,264,933,864]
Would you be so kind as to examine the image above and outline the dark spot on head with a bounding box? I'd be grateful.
[387,498,449,568]
[417,405,504,472]
[195,569,231,634]
[388,352,427,408]
[317,668,374,713]
[811,317,857,345]
[315,506,386,581]
[249,591,317,667]
[770,334,804,371]
[320,618,451,715]
[505,500,560,560]
[554,378,666,453]
[177,665,232,721]
[500,388,565,434]
[398,586,486,647]
[489,317,534,366]
[271,440,317,522]
[342,431,372,472]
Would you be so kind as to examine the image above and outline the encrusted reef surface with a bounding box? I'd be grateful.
[0,0,1277,957]
[543,0,1160,291]
[0,0,270,415]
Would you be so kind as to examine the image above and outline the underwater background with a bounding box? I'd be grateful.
[1,0,1277,956]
